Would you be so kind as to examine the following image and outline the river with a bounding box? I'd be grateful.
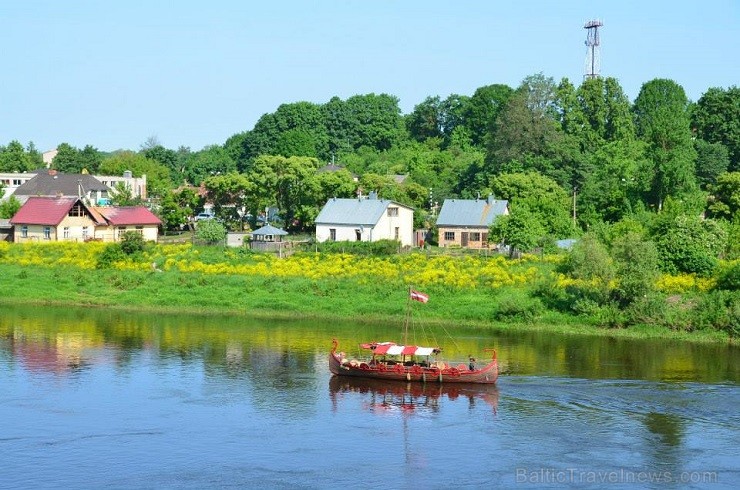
[0,305,737,489]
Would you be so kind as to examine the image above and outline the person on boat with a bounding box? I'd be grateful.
[468,356,476,371]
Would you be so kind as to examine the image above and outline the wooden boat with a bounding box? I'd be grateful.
[329,288,498,384]
[330,339,498,384]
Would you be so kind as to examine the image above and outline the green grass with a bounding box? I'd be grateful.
[0,262,732,345]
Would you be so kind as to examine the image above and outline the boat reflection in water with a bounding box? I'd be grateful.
[329,376,499,415]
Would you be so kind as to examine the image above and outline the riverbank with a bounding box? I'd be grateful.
[0,262,731,345]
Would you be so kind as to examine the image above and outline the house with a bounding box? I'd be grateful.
[0,172,36,200]
[95,170,148,201]
[12,170,110,205]
[92,206,162,242]
[2,169,147,203]
[10,196,161,243]
[315,192,414,247]
[436,195,509,249]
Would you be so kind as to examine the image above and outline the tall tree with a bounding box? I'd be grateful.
[201,172,254,225]
[406,96,444,142]
[633,79,697,211]
[51,143,81,173]
[707,171,740,221]
[490,172,573,238]
[143,145,179,174]
[242,101,329,162]
[487,74,569,186]
[692,86,740,171]
[465,84,514,147]
[578,139,649,224]
[78,145,103,174]
[0,140,36,172]
[100,151,172,197]
[245,155,322,230]
[181,145,237,186]
[695,139,730,189]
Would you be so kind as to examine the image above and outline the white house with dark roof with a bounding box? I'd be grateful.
[436,194,509,249]
[315,192,414,247]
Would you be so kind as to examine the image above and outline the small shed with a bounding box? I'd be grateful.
[250,224,289,254]
[251,224,288,243]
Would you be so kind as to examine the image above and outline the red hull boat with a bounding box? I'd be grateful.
[330,339,498,384]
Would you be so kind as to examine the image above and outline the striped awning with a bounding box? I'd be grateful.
[360,342,438,357]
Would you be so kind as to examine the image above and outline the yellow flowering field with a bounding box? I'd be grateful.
[0,242,549,291]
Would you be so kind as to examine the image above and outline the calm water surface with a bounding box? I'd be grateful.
[0,306,738,489]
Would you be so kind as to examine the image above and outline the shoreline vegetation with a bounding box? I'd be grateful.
[0,241,734,345]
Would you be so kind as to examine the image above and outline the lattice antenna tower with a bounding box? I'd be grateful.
[583,19,603,79]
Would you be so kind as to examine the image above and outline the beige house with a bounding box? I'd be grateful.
[436,195,509,249]
[10,196,161,243]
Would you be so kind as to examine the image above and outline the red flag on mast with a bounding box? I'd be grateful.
[410,290,429,303]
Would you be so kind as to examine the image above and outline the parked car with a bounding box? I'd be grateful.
[194,212,215,221]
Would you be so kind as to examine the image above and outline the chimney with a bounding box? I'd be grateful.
[369,191,378,200]
[487,194,495,205]
[48,169,57,176]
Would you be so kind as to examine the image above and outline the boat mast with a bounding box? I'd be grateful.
[404,286,412,345]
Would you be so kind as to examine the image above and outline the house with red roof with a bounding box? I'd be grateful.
[10,197,161,243]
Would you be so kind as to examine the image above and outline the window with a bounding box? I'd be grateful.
[444,231,455,241]
[63,227,70,239]
[13,179,22,186]
[470,232,481,241]
[69,203,85,217]
[82,226,89,239]
[135,226,144,234]
[387,207,398,217]
[43,227,51,240]
[329,228,336,241]
[355,229,361,241]
[117,226,127,239]
[394,227,399,240]
[21,226,28,238]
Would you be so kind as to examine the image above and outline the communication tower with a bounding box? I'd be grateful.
[583,19,603,79]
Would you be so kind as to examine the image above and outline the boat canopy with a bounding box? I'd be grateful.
[360,342,439,357]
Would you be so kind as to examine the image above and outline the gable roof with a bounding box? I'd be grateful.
[10,197,106,226]
[436,195,509,227]
[91,206,162,226]
[13,172,109,197]
[251,224,288,236]
[315,196,412,226]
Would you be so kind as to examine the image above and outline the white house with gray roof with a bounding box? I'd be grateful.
[315,193,414,247]
[436,194,509,249]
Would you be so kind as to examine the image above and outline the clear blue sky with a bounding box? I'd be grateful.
[3,0,738,153]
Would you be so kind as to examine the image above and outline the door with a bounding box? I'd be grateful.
[461,232,469,247]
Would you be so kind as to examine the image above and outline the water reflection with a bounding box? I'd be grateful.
[0,303,738,384]
[329,376,499,415]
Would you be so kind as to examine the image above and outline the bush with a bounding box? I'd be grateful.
[196,220,227,244]
[611,233,660,306]
[120,231,146,255]
[692,290,740,336]
[311,239,401,256]
[493,291,543,322]
[715,262,740,291]
[96,243,126,269]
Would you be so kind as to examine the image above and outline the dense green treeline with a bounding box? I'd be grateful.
[1,74,739,274]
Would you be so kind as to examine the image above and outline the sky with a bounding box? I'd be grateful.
[3,0,738,154]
